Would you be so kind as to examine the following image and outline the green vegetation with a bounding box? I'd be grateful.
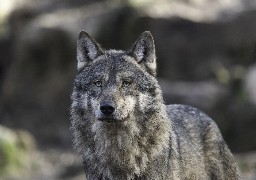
[0,126,34,177]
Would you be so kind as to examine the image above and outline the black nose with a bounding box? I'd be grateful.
[100,102,115,116]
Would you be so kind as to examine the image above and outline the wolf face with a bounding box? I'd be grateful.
[73,31,161,123]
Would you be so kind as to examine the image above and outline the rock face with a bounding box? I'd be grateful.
[0,0,256,153]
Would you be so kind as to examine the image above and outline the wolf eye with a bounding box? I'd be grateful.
[122,81,131,87]
[94,81,102,87]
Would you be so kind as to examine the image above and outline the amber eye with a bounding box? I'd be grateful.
[122,81,131,87]
[94,81,102,87]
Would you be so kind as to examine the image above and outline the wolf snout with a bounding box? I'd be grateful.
[100,102,115,116]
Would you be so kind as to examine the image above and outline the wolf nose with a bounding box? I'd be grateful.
[100,102,115,116]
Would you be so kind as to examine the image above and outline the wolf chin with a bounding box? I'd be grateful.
[70,31,240,179]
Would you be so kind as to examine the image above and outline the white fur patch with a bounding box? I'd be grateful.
[91,120,100,133]
[71,92,88,110]
[146,58,156,70]
[77,53,86,70]
[138,93,152,113]
[115,96,136,120]
[77,61,86,70]
[126,96,136,110]
[71,100,78,109]
[81,94,88,109]
[90,98,101,119]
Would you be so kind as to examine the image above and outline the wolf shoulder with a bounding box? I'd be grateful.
[166,104,223,142]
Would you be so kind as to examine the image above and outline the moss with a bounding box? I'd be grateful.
[0,126,35,177]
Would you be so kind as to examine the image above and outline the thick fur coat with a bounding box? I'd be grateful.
[70,31,240,179]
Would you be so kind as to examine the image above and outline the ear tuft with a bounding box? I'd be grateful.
[130,31,157,76]
[77,31,103,70]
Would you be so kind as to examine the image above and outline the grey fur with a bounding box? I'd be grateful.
[70,31,240,179]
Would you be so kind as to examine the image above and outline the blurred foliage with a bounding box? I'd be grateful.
[0,126,35,177]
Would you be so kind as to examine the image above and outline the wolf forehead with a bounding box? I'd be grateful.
[79,50,142,72]
[78,50,147,78]
[76,50,152,82]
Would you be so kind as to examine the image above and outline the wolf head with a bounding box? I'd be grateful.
[73,31,162,123]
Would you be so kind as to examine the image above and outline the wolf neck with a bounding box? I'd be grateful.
[90,104,171,179]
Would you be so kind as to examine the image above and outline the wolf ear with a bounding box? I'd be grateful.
[129,31,157,76]
[77,31,103,70]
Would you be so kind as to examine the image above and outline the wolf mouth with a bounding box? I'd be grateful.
[97,115,130,123]
[98,118,117,123]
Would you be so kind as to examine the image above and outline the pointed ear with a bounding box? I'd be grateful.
[77,31,103,70]
[129,31,157,76]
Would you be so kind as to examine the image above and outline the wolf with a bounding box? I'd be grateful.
[70,31,240,180]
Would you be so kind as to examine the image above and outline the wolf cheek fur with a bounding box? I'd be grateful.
[70,31,240,179]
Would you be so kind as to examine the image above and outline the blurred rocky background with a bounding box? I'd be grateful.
[0,0,256,179]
